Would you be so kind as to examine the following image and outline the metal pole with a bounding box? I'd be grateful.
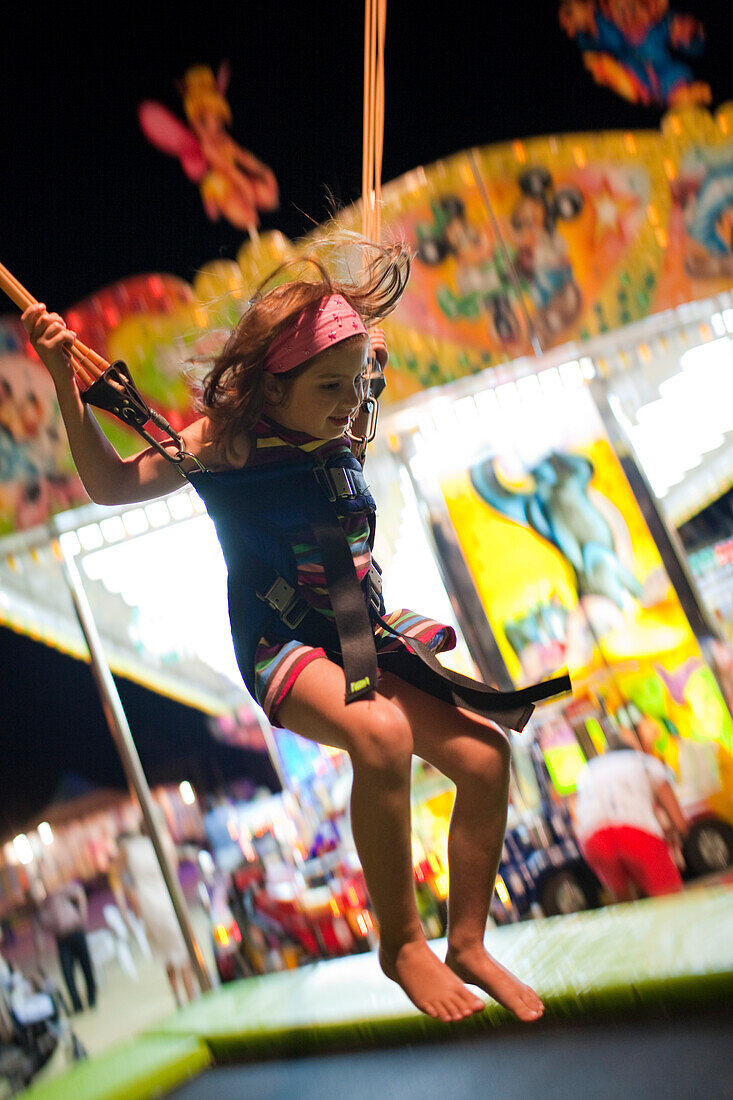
[53,530,213,994]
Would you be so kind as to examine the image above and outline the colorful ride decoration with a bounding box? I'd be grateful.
[3,108,733,535]
[138,63,279,236]
[333,104,733,400]
[558,0,711,109]
[435,376,733,789]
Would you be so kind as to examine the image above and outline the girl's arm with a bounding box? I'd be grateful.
[22,303,216,505]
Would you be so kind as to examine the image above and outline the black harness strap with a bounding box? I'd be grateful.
[371,606,571,730]
[83,360,203,474]
[258,450,572,723]
[312,522,379,703]
[313,498,571,724]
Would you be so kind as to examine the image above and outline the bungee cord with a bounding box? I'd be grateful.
[352,0,388,462]
[362,0,386,245]
[0,260,106,386]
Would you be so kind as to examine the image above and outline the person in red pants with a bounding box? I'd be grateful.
[573,732,688,902]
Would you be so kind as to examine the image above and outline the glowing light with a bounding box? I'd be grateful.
[13,834,33,865]
[214,924,230,948]
[427,851,442,875]
[100,516,126,543]
[179,780,196,806]
[558,360,583,388]
[495,876,511,906]
[168,492,195,521]
[37,822,54,846]
[78,524,104,551]
[122,509,149,537]
[145,501,171,528]
[329,898,341,917]
[433,873,449,900]
[355,911,373,936]
[80,514,242,683]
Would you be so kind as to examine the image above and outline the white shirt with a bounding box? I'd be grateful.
[574,750,674,842]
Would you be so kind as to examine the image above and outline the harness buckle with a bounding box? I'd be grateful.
[258,576,309,630]
[367,561,383,615]
[314,464,368,503]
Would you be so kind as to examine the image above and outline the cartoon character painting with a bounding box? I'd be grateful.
[0,358,87,533]
[469,448,646,677]
[414,195,523,346]
[413,170,583,350]
[470,450,642,608]
[138,62,279,236]
[673,154,733,278]
[559,0,711,108]
[509,168,584,346]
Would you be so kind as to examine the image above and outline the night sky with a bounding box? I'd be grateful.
[1,1,731,827]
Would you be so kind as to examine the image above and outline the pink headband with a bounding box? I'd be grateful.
[262,293,367,374]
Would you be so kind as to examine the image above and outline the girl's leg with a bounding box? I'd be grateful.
[378,672,544,1022]
[277,658,484,1023]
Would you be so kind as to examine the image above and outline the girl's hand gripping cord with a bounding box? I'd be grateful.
[22,304,78,386]
[21,303,196,475]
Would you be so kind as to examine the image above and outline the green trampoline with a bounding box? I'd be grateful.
[24,886,733,1100]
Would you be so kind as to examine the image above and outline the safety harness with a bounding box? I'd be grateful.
[213,437,571,730]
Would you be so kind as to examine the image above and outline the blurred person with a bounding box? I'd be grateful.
[115,818,195,1006]
[573,730,688,902]
[30,880,96,1014]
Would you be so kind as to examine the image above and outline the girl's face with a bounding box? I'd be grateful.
[263,336,369,439]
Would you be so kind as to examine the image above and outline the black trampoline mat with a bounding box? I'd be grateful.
[167,1012,733,1100]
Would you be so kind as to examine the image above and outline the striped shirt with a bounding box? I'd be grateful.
[250,419,455,721]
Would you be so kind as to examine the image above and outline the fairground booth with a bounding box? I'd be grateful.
[1,105,733,1098]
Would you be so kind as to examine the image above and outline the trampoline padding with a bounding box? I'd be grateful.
[152,885,733,1059]
[23,1034,212,1100]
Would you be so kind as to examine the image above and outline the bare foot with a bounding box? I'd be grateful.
[445,944,544,1022]
[379,940,485,1023]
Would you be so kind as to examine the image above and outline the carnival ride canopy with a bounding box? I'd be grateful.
[3,108,733,710]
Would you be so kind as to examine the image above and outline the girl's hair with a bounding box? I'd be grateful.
[200,237,411,454]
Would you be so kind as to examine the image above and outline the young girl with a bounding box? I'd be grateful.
[23,240,567,1025]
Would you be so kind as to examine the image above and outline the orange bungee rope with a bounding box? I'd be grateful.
[353,0,387,461]
[362,0,386,246]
